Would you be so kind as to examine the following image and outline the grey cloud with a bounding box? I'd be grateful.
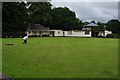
[118,1,120,19]
[51,2,118,23]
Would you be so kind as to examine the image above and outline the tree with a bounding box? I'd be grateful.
[2,2,28,32]
[90,20,96,24]
[106,19,120,34]
[50,7,83,30]
[83,22,90,25]
[97,22,106,30]
[2,2,53,37]
[63,17,83,30]
[27,2,53,27]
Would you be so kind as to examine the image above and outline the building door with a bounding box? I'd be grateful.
[63,32,65,37]
[51,31,55,37]
[92,31,99,37]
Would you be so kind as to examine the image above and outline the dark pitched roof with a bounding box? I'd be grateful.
[27,24,50,30]
[85,23,99,27]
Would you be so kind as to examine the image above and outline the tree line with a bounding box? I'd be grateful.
[2,2,120,37]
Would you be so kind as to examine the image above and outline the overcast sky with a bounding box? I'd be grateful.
[51,0,119,23]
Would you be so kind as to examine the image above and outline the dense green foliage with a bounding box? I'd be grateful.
[2,2,83,32]
[2,2,28,32]
[106,19,120,38]
[27,2,52,27]
[2,37,118,78]
[2,2,28,37]
[2,2,120,37]
[106,19,120,34]
[51,7,83,30]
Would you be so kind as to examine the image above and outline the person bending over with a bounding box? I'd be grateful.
[23,35,28,44]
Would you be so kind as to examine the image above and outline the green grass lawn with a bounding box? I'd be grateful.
[2,37,118,78]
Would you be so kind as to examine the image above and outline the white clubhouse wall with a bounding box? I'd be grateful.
[105,30,112,36]
[64,31,91,37]
[27,30,112,37]
[51,30,63,36]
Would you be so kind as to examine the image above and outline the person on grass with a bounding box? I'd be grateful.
[23,34,28,44]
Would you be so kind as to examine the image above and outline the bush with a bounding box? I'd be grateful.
[42,34,50,37]
[2,32,24,38]
[97,35,104,38]
[113,34,120,38]
[106,34,115,38]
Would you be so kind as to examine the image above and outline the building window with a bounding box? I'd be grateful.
[33,31,36,34]
[74,30,79,32]
[85,31,89,34]
[68,31,72,35]
[29,31,31,34]
[35,31,36,34]
[38,31,41,34]
[58,31,60,34]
